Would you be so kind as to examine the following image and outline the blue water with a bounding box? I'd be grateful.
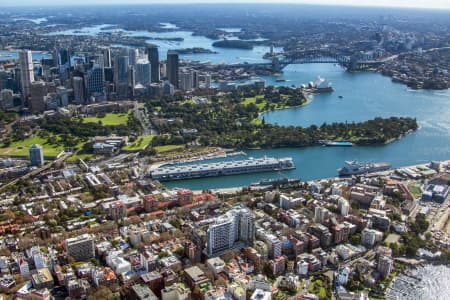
[45,24,277,64]
[26,25,450,190]
[165,64,450,190]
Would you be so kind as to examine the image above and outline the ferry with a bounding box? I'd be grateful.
[319,140,354,147]
[338,161,391,176]
[151,156,295,181]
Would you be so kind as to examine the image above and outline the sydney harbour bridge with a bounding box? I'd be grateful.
[236,47,393,73]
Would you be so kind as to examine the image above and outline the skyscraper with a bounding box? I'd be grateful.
[114,55,129,85]
[147,45,160,83]
[101,47,112,68]
[206,207,255,256]
[86,65,105,96]
[167,51,179,88]
[73,76,85,104]
[19,50,34,99]
[29,144,44,166]
[135,59,151,86]
[59,48,70,67]
[128,48,139,67]
[29,81,47,113]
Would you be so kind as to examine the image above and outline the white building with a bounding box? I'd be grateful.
[206,207,255,256]
[250,289,271,300]
[296,260,309,276]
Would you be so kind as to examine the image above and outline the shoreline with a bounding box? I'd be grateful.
[191,159,449,194]
[257,94,313,119]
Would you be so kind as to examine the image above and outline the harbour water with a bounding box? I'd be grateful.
[2,24,449,190]
[165,64,450,190]
[387,264,450,300]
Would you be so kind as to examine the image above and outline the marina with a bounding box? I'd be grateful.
[151,156,295,181]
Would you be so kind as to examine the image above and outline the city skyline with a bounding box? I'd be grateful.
[1,0,450,9]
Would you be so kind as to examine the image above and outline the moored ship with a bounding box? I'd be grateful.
[151,156,295,181]
[338,160,391,176]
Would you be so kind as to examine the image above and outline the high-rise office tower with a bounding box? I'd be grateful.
[29,144,44,166]
[135,59,151,86]
[29,81,47,113]
[59,49,70,67]
[101,47,112,68]
[19,50,34,99]
[167,51,179,88]
[147,45,160,83]
[128,48,139,67]
[73,76,85,104]
[86,65,104,96]
[114,55,129,85]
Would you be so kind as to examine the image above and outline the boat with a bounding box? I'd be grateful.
[320,140,353,147]
[338,160,392,176]
[276,79,287,82]
[338,95,344,99]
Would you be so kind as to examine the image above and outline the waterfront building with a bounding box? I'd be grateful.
[147,45,160,83]
[206,207,255,256]
[64,234,95,262]
[29,144,44,166]
[19,50,34,99]
[135,59,151,86]
[167,50,179,88]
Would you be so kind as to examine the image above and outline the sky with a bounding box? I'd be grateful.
[0,0,450,9]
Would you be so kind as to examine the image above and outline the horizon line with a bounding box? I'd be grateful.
[1,2,450,10]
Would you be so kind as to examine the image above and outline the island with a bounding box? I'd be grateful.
[172,47,218,54]
[212,39,254,50]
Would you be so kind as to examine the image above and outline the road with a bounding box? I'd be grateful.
[133,103,158,136]
[0,151,72,193]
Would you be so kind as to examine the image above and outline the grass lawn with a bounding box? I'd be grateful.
[154,144,184,153]
[83,112,130,126]
[123,135,154,151]
[242,95,266,110]
[0,135,65,157]
[407,183,422,198]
